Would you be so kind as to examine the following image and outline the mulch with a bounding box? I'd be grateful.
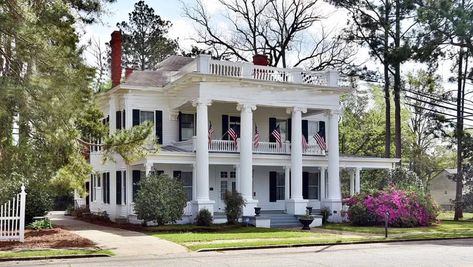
[0,228,96,251]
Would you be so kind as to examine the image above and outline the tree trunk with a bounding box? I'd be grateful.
[455,48,464,221]
[394,0,402,161]
[384,0,391,159]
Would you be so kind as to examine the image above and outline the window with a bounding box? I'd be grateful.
[179,172,193,202]
[132,170,142,202]
[269,172,285,202]
[307,121,319,145]
[220,171,228,178]
[116,171,122,205]
[180,114,195,141]
[303,172,320,200]
[140,111,155,124]
[220,180,236,200]
[276,119,288,141]
[230,171,236,178]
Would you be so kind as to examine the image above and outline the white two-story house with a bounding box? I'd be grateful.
[80,31,398,226]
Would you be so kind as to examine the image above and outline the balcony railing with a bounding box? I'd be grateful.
[195,54,344,87]
[171,138,324,155]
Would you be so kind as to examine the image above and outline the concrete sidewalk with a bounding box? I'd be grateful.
[48,211,188,257]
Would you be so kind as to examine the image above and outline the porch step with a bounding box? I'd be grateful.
[269,214,300,228]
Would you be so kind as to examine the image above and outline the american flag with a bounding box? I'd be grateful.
[272,124,282,147]
[208,121,214,144]
[302,134,309,152]
[253,124,260,148]
[227,127,238,144]
[313,131,327,151]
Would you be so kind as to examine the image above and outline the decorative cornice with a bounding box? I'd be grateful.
[286,106,307,114]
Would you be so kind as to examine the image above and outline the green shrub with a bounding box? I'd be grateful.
[224,191,245,224]
[72,206,90,218]
[28,219,53,230]
[134,174,187,225]
[195,209,213,226]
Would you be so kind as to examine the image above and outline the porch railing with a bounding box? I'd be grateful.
[253,141,290,154]
[209,139,238,152]
[196,55,343,87]
[0,185,26,242]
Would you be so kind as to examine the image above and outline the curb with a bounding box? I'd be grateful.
[196,236,473,252]
[0,253,111,262]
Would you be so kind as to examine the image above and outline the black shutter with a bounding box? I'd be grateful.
[107,172,110,204]
[123,171,127,204]
[269,171,277,202]
[173,170,182,180]
[132,170,141,201]
[269,117,276,142]
[155,110,163,144]
[116,111,122,130]
[178,112,182,141]
[122,109,126,128]
[116,171,122,205]
[319,121,326,138]
[102,173,107,203]
[132,109,140,126]
[302,120,308,140]
[287,118,292,141]
[222,115,229,140]
[90,174,94,201]
[303,172,309,200]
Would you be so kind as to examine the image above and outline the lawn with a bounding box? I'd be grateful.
[150,225,378,251]
[149,212,473,251]
[0,249,113,260]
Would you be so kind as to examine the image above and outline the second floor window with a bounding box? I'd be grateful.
[180,114,195,141]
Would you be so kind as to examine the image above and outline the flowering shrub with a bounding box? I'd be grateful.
[346,188,439,227]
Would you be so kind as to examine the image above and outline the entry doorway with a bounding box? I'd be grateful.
[215,167,237,212]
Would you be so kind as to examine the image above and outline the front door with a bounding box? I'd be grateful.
[216,168,237,212]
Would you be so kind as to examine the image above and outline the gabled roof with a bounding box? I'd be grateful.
[123,56,195,87]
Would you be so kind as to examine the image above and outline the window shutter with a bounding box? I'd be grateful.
[107,172,111,204]
[132,109,140,126]
[90,174,94,201]
[269,117,276,142]
[319,121,326,138]
[123,171,127,204]
[302,120,308,140]
[303,172,309,200]
[116,171,122,205]
[116,111,122,130]
[122,109,126,129]
[155,110,163,144]
[269,171,277,202]
[132,170,141,202]
[102,173,107,203]
[222,115,229,140]
[287,118,292,141]
[178,112,182,141]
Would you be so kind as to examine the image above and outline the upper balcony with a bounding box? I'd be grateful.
[171,137,326,156]
[179,54,346,88]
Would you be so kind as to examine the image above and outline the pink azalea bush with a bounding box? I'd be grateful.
[346,188,439,227]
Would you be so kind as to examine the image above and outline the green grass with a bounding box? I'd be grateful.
[437,211,473,221]
[150,225,375,251]
[0,249,113,260]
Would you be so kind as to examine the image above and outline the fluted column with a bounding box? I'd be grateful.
[355,167,361,193]
[325,109,342,222]
[320,167,326,201]
[286,107,308,215]
[349,169,355,196]
[192,98,212,202]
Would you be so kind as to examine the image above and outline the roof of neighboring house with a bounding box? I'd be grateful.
[123,56,195,87]
[445,168,457,174]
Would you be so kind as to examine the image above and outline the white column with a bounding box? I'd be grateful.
[145,162,153,176]
[191,98,214,215]
[124,95,132,130]
[284,166,290,201]
[286,107,308,215]
[320,167,326,201]
[349,169,355,196]
[192,163,197,201]
[237,103,258,215]
[355,167,361,193]
[235,164,241,193]
[326,109,342,222]
[109,95,117,134]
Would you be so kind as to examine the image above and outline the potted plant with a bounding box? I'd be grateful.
[298,210,314,230]
[320,207,331,224]
[254,207,261,216]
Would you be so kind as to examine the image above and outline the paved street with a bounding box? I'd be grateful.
[3,238,473,267]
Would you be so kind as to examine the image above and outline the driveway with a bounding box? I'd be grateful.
[48,211,187,257]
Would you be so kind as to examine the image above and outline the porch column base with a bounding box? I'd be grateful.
[321,199,343,223]
[191,200,215,219]
[286,199,308,215]
[242,199,258,216]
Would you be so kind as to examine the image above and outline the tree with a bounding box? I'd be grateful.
[134,174,187,225]
[330,0,419,159]
[0,0,153,220]
[183,0,356,70]
[117,0,178,70]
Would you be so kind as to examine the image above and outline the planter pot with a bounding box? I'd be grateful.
[254,207,261,216]
[299,218,314,230]
[306,206,313,215]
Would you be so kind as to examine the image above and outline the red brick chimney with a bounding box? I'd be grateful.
[111,31,122,87]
